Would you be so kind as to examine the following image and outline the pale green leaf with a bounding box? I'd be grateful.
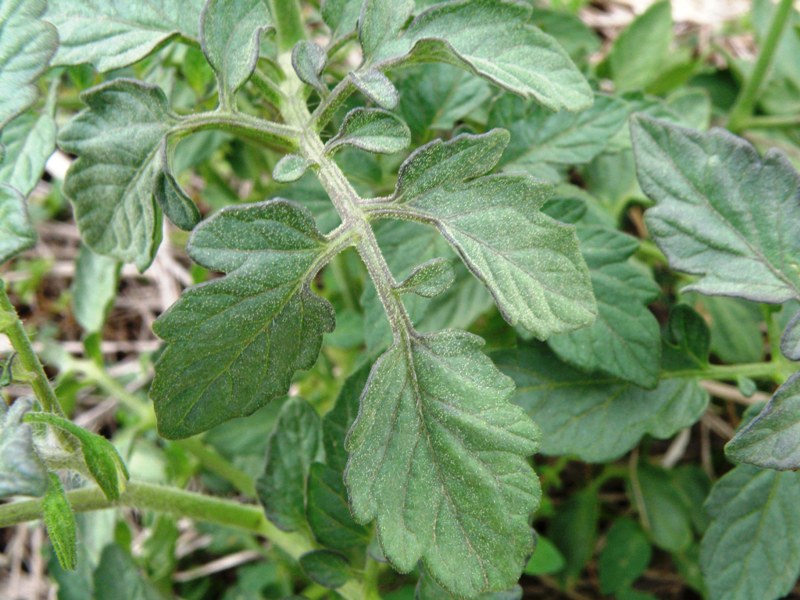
[150,200,335,438]
[46,0,203,72]
[0,111,56,196]
[43,473,77,571]
[494,343,708,462]
[200,0,273,107]
[345,330,540,597]
[781,311,800,360]
[72,244,120,334]
[488,93,629,181]
[370,0,592,111]
[547,226,661,388]
[700,465,800,600]
[321,0,362,42]
[349,69,399,109]
[0,398,47,498]
[326,108,410,155]
[385,130,596,339]
[273,154,311,183]
[726,373,800,469]
[396,258,454,298]
[0,0,57,129]
[0,184,36,264]
[358,0,413,60]
[59,80,176,270]
[257,397,323,531]
[292,40,327,94]
[93,544,163,600]
[632,115,800,303]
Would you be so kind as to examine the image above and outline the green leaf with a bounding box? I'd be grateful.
[0,111,57,197]
[322,366,369,474]
[488,93,629,181]
[683,294,764,364]
[93,544,163,600]
[0,184,36,264]
[257,397,323,531]
[200,0,273,107]
[396,258,454,298]
[494,343,709,462]
[358,0,414,61]
[151,200,336,438]
[523,535,566,576]
[416,566,523,600]
[397,64,491,141]
[664,304,711,368]
[547,226,661,388]
[370,0,592,111]
[292,40,327,94]
[72,244,121,334]
[0,398,47,498]
[273,154,311,183]
[349,69,400,109]
[631,115,800,304]
[154,142,200,231]
[322,0,362,42]
[345,330,539,597]
[0,0,57,129]
[307,463,370,550]
[299,550,351,589]
[700,465,800,600]
[325,108,410,155]
[43,473,77,571]
[635,464,693,553]
[385,130,595,339]
[726,373,800,469]
[548,488,598,584]
[782,311,800,360]
[601,0,673,92]
[46,0,203,72]
[59,79,176,270]
[598,518,651,594]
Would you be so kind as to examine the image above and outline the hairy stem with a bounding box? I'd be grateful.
[177,438,257,499]
[174,111,300,150]
[727,0,795,132]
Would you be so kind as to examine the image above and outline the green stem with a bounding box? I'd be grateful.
[177,437,257,499]
[362,556,382,600]
[0,281,64,417]
[268,0,306,52]
[173,111,300,150]
[738,114,800,129]
[662,361,780,382]
[727,0,795,132]
[309,76,356,130]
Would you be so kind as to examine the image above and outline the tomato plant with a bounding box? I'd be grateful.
[1,0,800,598]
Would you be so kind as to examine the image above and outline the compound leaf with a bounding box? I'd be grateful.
[488,93,628,181]
[494,343,708,462]
[386,130,595,339]
[46,0,202,72]
[0,111,57,197]
[200,0,273,107]
[547,226,661,388]
[0,184,36,264]
[151,200,335,438]
[0,398,47,499]
[0,0,57,129]
[700,465,800,600]
[59,79,177,270]
[345,330,540,597]
[257,397,323,531]
[325,108,410,155]
[369,0,592,111]
[631,115,800,304]
[726,373,800,469]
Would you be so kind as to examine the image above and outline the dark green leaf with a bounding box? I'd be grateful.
[494,343,708,462]
[46,0,203,72]
[257,397,323,531]
[782,311,800,360]
[370,0,592,111]
[60,80,177,270]
[416,566,523,600]
[488,93,629,181]
[726,373,800,469]
[273,154,312,183]
[386,130,595,339]
[548,488,599,584]
[43,474,77,571]
[307,463,370,550]
[635,464,693,553]
[0,0,57,129]
[523,535,565,576]
[298,550,351,589]
[292,41,328,94]
[683,294,764,364]
[151,200,335,438]
[598,518,651,594]
[396,258,454,298]
[322,365,369,474]
[93,544,164,600]
[349,69,399,109]
[72,244,120,334]
[547,226,661,388]
[665,304,711,368]
[0,398,47,498]
[200,0,273,107]
[0,111,57,196]
[325,108,410,155]
[700,465,800,600]
[154,142,200,231]
[631,115,800,303]
[345,330,540,597]
[0,184,36,264]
